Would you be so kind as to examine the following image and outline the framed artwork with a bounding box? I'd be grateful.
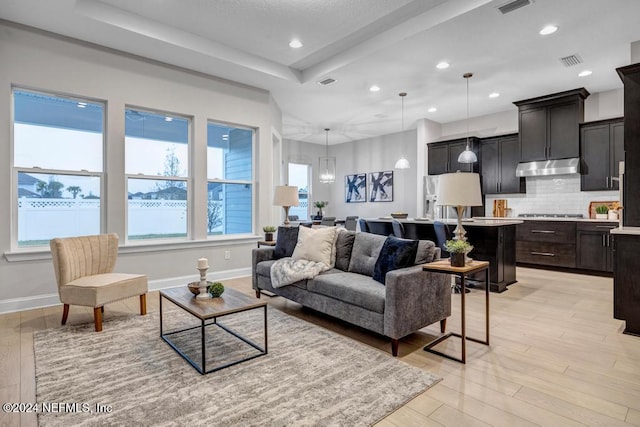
[368,170,393,202]
[345,173,366,203]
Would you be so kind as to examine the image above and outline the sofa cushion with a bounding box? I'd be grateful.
[373,237,419,284]
[273,226,299,259]
[292,226,338,266]
[335,229,356,271]
[308,272,385,313]
[348,232,387,276]
[414,240,437,265]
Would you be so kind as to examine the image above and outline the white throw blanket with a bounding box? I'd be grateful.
[270,257,330,288]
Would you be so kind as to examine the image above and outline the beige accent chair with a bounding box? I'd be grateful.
[50,233,148,332]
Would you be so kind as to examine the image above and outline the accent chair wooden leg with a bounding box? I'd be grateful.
[391,338,399,357]
[61,304,69,325]
[93,307,103,332]
[440,318,447,333]
[255,290,261,298]
[139,294,147,315]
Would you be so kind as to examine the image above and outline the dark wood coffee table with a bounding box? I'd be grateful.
[160,287,267,374]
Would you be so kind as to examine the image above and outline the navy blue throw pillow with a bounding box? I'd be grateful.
[372,236,419,284]
[273,226,299,259]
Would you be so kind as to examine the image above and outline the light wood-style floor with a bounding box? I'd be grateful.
[2,267,640,426]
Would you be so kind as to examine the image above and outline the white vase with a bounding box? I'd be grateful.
[595,213,608,219]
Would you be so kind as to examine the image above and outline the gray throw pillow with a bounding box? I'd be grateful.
[273,226,299,259]
[335,229,356,271]
[348,232,387,276]
[414,240,437,264]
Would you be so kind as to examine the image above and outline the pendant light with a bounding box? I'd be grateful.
[394,92,411,169]
[458,72,478,163]
[319,128,336,183]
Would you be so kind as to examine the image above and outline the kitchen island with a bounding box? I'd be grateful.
[364,218,522,292]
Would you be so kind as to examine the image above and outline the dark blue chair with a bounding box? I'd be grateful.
[391,219,405,238]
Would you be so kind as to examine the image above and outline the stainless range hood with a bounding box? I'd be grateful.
[515,158,580,177]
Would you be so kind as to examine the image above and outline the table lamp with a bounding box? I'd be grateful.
[435,172,483,241]
[273,185,299,226]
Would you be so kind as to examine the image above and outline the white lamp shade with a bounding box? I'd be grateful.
[394,157,411,169]
[273,185,299,207]
[435,172,483,207]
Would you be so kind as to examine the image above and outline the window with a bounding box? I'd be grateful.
[207,122,253,235]
[287,163,310,220]
[125,108,190,241]
[13,89,104,247]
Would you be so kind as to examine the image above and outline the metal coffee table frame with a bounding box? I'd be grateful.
[160,288,267,375]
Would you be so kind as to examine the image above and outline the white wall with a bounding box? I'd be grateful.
[0,22,279,312]
[632,40,640,63]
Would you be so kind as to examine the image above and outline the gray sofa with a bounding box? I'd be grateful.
[252,230,451,356]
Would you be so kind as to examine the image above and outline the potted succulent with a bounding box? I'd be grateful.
[595,204,609,219]
[313,201,328,219]
[263,225,276,241]
[207,282,225,298]
[445,239,473,267]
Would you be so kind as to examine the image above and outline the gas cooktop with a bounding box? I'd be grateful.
[517,213,584,218]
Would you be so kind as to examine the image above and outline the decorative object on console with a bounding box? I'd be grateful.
[369,170,394,202]
[274,185,299,226]
[444,239,473,267]
[263,225,276,241]
[458,72,478,164]
[394,92,411,169]
[345,173,366,202]
[435,172,483,242]
[313,200,328,218]
[319,128,336,183]
[390,212,408,219]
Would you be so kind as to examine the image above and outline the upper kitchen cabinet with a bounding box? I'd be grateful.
[427,137,479,175]
[480,134,525,194]
[514,88,590,162]
[580,118,624,191]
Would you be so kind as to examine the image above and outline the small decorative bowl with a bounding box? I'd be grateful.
[390,212,408,219]
[187,281,213,295]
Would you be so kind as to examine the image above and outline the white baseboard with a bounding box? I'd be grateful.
[0,267,252,314]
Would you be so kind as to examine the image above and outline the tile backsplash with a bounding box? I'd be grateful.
[484,175,619,217]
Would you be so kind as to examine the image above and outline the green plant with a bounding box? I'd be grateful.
[313,201,328,209]
[263,225,276,233]
[208,282,225,298]
[595,205,609,214]
[444,239,473,254]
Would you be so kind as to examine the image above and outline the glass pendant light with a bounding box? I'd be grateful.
[319,128,336,183]
[458,72,478,164]
[394,92,411,169]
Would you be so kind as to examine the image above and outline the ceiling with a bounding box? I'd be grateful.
[2,0,640,144]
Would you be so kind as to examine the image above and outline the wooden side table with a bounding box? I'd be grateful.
[421,259,490,364]
[257,240,276,248]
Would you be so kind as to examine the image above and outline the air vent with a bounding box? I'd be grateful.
[560,54,583,67]
[317,77,337,86]
[498,0,531,14]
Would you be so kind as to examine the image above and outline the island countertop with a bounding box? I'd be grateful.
[370,217,523,227]
[474,216,619,223]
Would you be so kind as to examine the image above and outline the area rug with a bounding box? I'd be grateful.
[34,306,441,426]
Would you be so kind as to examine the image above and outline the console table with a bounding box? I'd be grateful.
[422,260,490,363]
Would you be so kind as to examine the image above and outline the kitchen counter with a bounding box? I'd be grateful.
[475,216,619,223]
[611,227,640,235]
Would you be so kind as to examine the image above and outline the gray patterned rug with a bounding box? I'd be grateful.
[34,306,441,426]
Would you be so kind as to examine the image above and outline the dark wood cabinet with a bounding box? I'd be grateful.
[480,134,525,194]
[514,88,589,163]
[427,137,479,175]
[613,233,640,335]
[617,63,640,227]
[580,118,624,191]
[516,221,576,268]
[576,222,616,272]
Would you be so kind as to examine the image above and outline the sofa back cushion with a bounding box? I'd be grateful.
[414,240,437,264]
[292,226,338,266]
[372,236,419,284]
[348,232,387,276]
[335,229,356,271]
[273,226,299,259]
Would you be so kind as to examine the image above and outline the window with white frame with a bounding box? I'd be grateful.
[287,163,311,220]
[13,89,104,247]
[125,108,190,241]
[207,122,253,235]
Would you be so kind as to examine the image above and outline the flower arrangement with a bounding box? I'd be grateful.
[208,282,225,298]
[263,225,276,233]
[444,239,473,254]
[313,201,328,209]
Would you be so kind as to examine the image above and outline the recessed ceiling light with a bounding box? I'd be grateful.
[578,70,592,77]
[289,39,303,48]
[369,85,380,92]
[427,107,437,113]
[539,25,558,35]
[489,92,500,98]
[436,61,450,69]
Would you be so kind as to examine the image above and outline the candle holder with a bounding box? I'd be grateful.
[196,266,210,299]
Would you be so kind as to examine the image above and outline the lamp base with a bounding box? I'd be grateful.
[453,205,467,241]
[283,206,291,226]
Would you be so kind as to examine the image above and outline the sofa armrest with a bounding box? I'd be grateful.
[252,248,275,290]
[383,265,451,339]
